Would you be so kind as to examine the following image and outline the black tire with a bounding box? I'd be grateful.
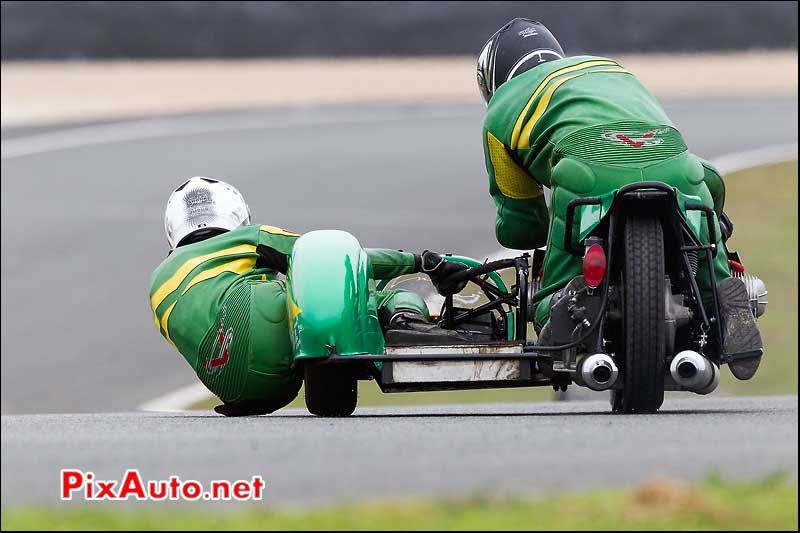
[303,361,358,417]
[620,214,666,413]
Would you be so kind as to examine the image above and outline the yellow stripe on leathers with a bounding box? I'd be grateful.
[150,244,256,315]
[288,296,302,321]
[157,257,258,346]
[260,225,300,237]
[180,257,257,295]
[510,59,618,149]
[517,67,631,149]
[160,301,178,347]
[486,131,543,199]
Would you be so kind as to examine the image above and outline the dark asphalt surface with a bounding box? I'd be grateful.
[1,396,797,507]
[2,97,797,415]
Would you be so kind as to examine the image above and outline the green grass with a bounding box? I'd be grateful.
[2,476,796,531]
[190,160,797,411]
[718,160,797,395]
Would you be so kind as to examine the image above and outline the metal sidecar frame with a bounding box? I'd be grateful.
[287,230,554,396]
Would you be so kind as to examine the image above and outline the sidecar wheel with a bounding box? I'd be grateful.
[303,361,358,417]
[620,214,666,413]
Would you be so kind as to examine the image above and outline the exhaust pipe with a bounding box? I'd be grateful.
[669,350,719,395]
[577,353,619,391]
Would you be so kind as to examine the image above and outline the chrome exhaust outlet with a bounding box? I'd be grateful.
[669,350,720,395]
[577,353,619,391]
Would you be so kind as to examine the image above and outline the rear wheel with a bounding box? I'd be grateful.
[303,361,358,417]
[620,214,666,413]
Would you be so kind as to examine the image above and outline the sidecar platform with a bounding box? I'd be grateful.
[324,343,552,393]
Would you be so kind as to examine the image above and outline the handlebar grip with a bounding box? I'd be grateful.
[443,258,518,285]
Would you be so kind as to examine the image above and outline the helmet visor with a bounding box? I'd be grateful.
[476,36,497,105]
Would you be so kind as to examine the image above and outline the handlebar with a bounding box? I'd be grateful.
[441,257,519,285]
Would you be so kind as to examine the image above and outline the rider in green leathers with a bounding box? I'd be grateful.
[476,18,764,380]
[151,177,467,416]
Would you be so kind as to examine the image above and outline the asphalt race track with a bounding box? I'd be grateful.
[1,97,798,506]
[1,396,797,507]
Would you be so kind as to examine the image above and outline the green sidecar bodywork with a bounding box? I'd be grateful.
[286,231,519,366]
[286,230,385,362]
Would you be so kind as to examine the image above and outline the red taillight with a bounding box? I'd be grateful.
[583,244,606,289]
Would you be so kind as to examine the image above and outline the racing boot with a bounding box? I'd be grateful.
[383,309,472,345]
[718,276,764,380]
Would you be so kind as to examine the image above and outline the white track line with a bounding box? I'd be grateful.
[137,382,212,412]
[111,134,797,412]
[0,108,476,160]
[710,142,797,175]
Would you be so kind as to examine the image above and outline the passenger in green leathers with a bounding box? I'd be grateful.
[152,177,468,416]
[476,19,763,379]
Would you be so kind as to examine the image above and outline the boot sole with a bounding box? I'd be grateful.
[718,277,763,380]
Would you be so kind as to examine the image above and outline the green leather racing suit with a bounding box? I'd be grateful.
[481,55,731,330]
[149,224,428,411]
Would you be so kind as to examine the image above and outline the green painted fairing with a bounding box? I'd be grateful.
[575,188,705,243]
[577,190,615,242]
[287,230,385,360]
[674,189,705,239]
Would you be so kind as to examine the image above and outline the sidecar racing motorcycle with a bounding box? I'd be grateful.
[288,182,766,416]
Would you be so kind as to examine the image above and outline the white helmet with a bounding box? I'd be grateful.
[164,177,251,249]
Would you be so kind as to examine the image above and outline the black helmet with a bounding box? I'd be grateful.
[477,18,565,105]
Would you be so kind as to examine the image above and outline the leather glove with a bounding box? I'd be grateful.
[420,250,470,295]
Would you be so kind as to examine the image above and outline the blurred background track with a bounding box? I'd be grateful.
[3,1,796,60]
[2,52,797,127]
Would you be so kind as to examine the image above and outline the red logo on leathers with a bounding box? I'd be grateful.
[208,306,233,371]
[602,128,665,148]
